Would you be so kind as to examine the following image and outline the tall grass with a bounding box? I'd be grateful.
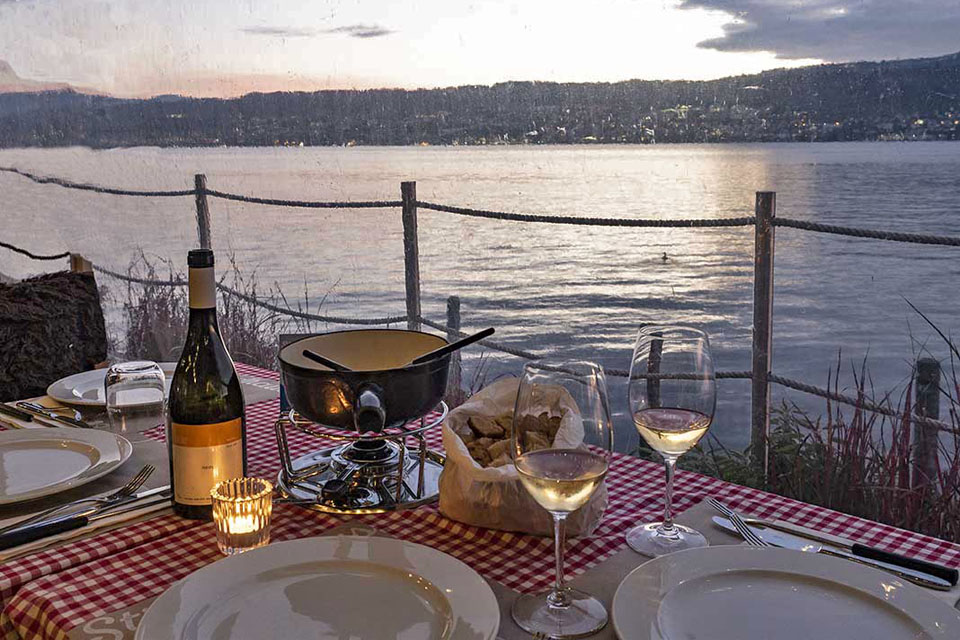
[670,349,960,542]
[114,252,327,369]
[118,252,187,362]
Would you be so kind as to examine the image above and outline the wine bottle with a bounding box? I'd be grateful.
[167,249,247,520]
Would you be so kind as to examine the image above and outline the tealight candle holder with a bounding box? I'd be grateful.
[211,477,273,556]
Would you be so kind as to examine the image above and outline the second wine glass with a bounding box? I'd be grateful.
[626,325,716,556]
[511,361,614,639]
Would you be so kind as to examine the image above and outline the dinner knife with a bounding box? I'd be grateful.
[1,485,172,533]
[712,516,955,591]
[15,401,91,429]
[0,403,35,422]
[0,488,171,551]
[715,513,959,586]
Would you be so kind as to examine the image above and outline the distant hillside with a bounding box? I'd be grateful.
[0,60,73,94]
[1,51,958,147]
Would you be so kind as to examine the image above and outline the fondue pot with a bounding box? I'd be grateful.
[278,329,451,432]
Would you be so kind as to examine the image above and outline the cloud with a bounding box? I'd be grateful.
[241,26,317,37]
[324,24,394,39]
[241,23,393,40]
[679,0,960,62]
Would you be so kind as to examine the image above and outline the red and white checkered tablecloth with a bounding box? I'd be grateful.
[2,363,959,639]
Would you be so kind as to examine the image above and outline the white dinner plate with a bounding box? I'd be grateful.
[137,535,500,640]
[612,545,960,639]
[47,362,177,407]
[0,428,133,504]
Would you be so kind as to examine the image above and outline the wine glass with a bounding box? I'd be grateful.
[511,361,614,639]
[626,325,716,556]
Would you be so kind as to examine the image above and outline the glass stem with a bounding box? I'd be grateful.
[661,457,678,534]
[547,512,571,608]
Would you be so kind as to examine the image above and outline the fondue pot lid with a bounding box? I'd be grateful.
[279,329,448,374]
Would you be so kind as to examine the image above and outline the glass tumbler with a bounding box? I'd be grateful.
[104,360,166,440]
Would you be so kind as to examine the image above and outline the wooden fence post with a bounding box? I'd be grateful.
[69,253,92,274]
[913,357,940,489]
[194,174,212,250]
[751,191,776,477]
[446,295,463,393]
[401,181,421,331]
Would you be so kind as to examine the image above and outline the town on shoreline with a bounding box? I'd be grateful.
[1,51,958,149]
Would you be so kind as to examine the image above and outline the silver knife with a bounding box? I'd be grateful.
[1,485,171,532]
[15,401,92,429]
[715,513,959,585]
[712,515,953,591]
[90,490,171,519]
[0,488,171,551]
[76,485,171,519]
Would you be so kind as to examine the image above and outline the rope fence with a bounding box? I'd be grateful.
[0,166,194,197]
[92,265,186,287]
[205,189,401,209]
[417,201,756,228]
[775,218,960,247]
[216,282,407,326]
[0,240,69,261]
[768,373,954,433]
[3,165,960,244]
[3,165,960,447]
[90,264,407,326]
[1,238,954,434]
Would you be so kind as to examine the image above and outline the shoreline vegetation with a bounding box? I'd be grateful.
[115,255,960,542]
[1,51,958,148]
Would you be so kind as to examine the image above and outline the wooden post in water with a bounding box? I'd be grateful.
[913,357,940,489]
[751,191,776,477]
[194,174,212,250]
[446,295,463,394]
[401,181,422,331]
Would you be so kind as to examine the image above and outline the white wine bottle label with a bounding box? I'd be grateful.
[188,266,216,309]
[171,418,243,506]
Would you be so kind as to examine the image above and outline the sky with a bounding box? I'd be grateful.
[0,0,957,98]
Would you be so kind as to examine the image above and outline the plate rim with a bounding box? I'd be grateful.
[612,545,960,640]
[136,534,501,640]
[0,428,133,504]
[47,362,177,407]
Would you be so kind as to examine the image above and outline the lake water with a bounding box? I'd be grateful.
[1,142,959,451]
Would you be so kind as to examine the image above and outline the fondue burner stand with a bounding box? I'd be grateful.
[274,402,447,514]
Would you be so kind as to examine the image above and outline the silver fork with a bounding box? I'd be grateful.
[2,464,156,531]
[708,498,770,547]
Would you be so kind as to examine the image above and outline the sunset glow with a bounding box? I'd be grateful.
[0,0,825,97]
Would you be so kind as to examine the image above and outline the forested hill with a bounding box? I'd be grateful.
[1,51,958,147]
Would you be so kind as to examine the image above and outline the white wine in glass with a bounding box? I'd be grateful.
[626,326,716,556]
[511,361,613,640]
[632,407,711,458]
[516,448,608,513]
